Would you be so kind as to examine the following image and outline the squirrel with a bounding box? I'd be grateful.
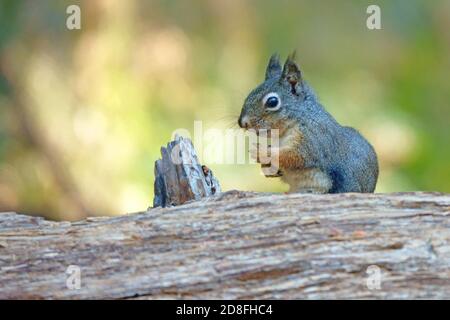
[238,53,378,194]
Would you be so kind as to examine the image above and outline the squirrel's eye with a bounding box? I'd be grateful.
[263,92,281,111]
[266,96,278,108]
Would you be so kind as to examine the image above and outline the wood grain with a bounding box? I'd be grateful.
[153,136,221,207]
[0,191,449,299]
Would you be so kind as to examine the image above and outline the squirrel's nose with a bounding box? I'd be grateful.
[238,115,250,129]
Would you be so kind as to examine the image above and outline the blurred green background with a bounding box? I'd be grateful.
[0,0,449,220]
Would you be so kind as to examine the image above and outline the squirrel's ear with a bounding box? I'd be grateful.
[281,52,302,95]
[265,53,282,80]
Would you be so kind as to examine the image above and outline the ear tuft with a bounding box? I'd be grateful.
[281,51,302,94]
[265,53,282,80]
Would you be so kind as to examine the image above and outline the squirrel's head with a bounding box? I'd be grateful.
[238,52,309,134]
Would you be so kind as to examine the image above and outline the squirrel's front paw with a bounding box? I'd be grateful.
[249,143,282,177]
[261,164,283,177]
[248,143,271,164]
[249,143,277,165]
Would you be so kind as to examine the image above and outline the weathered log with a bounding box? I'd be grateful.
[153,136,221,208]
[0,191,449,299]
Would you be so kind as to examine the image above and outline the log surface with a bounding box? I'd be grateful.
[0,191,449,299]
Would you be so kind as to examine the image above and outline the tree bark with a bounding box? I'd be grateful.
[153,136,221,208]
[0,191,449,299]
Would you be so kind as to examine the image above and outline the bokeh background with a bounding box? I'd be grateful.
[0,0,449,220]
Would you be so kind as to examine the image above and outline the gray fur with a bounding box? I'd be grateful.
[265,53,282,80]
[238,53,379,193]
